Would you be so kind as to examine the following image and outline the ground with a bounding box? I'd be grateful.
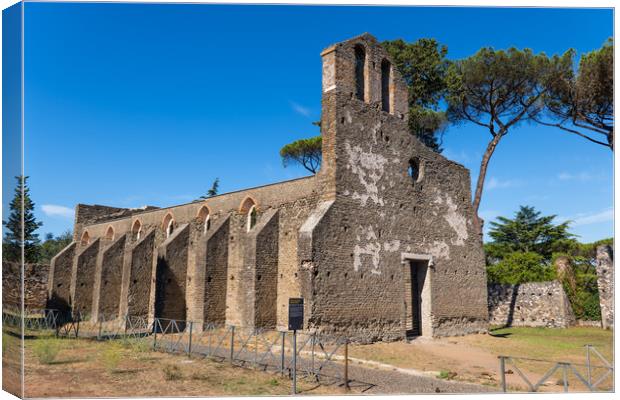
[6,332,334,398]
[2,326,613,396]
[349,326,614,392]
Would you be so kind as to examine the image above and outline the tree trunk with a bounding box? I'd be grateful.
[472,132,504,235]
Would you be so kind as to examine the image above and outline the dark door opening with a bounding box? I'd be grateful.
[405,260,428,337]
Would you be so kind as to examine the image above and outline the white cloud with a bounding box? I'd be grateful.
[486,177,521,190]
[290,101,312,117]
[557,171,596,182]
[568,208,614,227]
[41,204,74,219]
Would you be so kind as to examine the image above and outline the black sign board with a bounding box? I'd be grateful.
[288,298,304,331]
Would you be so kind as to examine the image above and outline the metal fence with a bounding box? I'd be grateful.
[6,309,351,388]
[498,345,614,393]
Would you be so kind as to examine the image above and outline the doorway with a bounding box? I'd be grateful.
[404,260,430,337]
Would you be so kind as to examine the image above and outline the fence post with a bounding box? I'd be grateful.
[280,331,286,375]
[499,356,507,393]
[311,333,316,375]
[230,325,235,365]
[292,329,297,395]
[188,321,193,357]
[254,330,259,369]
[153,319,158,349]
[562,363,569,393]
[75,313,80,338]
[586,345,592,386]
[344,338,350,392]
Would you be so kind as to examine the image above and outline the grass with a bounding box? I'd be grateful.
[32,338,61,365]
[481,326,612,361]
[101,344,123,372]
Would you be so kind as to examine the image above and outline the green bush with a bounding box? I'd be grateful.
[101,345,122,372]
[487,252,556,284]
[32,338,61,365]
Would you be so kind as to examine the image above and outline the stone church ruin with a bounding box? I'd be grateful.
[48,34,489,342]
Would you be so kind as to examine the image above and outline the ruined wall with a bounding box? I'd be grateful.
[71,239,101,316]
[48,242,76,311]
[154,224,189,321]
[93,235,126,320]
[2,262,49,309]
[596,245,614,329]
[252,210,279,328]
[126,231,155,318]
[305,34,488,341]
[275,195,320,329]
[488,281,575,328]
[203,217,230,324]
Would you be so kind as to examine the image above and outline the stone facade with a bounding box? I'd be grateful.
[3,262,49,309]
[596,244,613,329]
[487,281,575,328]
[47,33,489,342]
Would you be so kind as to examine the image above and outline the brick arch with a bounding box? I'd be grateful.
[239,196,258,214]
[131,219,142,241]
[105,226,115,241]
[197,205,212,233]
[80,231,90,246]
[196,205,211,221]
[162,212,176,238]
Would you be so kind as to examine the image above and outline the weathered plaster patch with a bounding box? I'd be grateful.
[443,196,468,246]
[353,243,382,275]
[424,241,450,260]
[344,141,388,207]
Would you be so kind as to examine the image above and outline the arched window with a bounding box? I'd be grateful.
[80,231,90,246]
[408,157,423,183]
[131,220,142,241]
[247,205,258,232]
[162,213,175,238]
[239,197,258,233]
[197,206,211,234]
[381,59,392,113]
[105,226,115,241]
[354,44,366,101]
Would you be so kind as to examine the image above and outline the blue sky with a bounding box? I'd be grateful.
[17,3,613,242]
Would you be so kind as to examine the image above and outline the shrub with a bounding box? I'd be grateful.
[487,252,555,284]
[32,338,60,365]
[101,345,122,372]
[163,364,183,381]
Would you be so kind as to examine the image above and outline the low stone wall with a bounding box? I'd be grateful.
[2,261,50,309]
[488,281,575,328]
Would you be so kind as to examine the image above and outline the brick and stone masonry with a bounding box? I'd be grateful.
[3,262,49,310]
[47,33,489,342]
[596,244,614,329]
[487,281,575,328]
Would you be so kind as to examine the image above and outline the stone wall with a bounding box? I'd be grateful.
[71,239,101,315]
[2,262,49,309]
[202,217,230,324]
[48,242,76,311]
[93,235,126,320]
[596,245,613,329]
[125,231,155,318]
[488,281,575,328]
[304,33,489,342]
[154,224,189,322]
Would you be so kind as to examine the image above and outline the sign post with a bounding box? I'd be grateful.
[288,298,304,395]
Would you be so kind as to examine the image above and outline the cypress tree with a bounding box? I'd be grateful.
[2,176,43,263]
